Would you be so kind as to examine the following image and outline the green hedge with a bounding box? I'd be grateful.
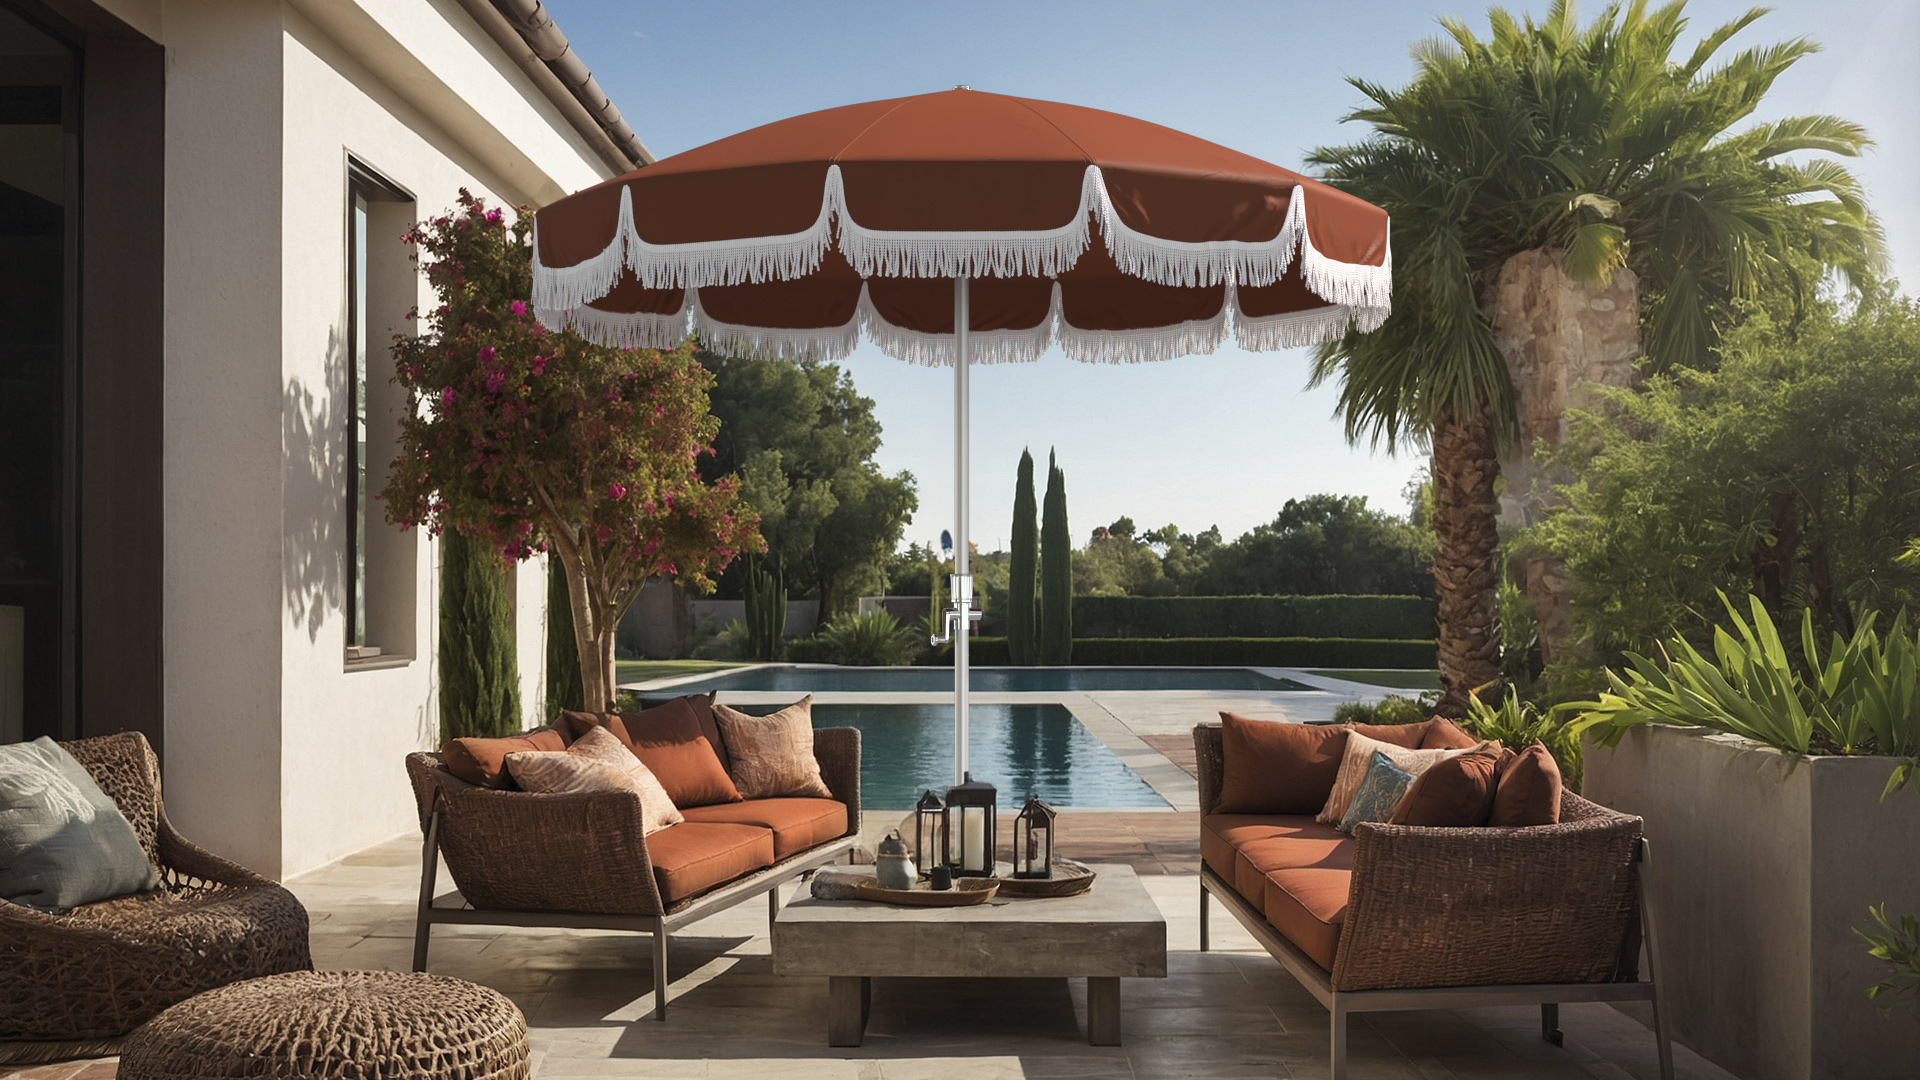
[1072,595,1436,640]
[930,636,1435,668]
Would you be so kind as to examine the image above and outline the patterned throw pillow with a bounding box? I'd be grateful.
[505,726,684,835]
[1338,751,1416,833]
[1319,729,1485,825]
[713,696,833,800]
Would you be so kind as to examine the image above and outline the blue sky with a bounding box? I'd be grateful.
[544,0,1918,552]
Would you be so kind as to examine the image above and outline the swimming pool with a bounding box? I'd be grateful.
[721,702,1166,810]
[660,665,1306,694]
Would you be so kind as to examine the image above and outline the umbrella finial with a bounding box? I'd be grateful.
[953,84,971,91]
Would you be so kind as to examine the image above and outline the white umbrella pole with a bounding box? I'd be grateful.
[953,275,971,785]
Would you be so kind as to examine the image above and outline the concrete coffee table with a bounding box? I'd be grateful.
[772,863,1167,1047]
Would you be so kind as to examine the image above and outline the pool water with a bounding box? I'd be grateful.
[722,702,1167,810]
[666,665,1304,694]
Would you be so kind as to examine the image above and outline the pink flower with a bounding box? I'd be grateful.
[531,356,547,375]
[485,371,506,393]
[478,346,496,363]
[486,208,503,223]
[608,482,628,501]
[440,386,456,408]
[595,526,614,545]
[509,300,526,316]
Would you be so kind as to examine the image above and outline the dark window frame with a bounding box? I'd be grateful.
[343,159,410,657]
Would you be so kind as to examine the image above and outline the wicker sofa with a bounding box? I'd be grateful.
[0,732,312,1065]
[404,724,859,1019]
[1192,721,1674,1080]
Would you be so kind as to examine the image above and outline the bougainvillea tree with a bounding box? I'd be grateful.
[384,192,760,712]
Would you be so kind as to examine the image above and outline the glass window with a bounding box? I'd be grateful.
[348,190,370,648]
[0,6,77,741]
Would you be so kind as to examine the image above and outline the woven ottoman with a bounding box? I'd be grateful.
[118,971,528,1080]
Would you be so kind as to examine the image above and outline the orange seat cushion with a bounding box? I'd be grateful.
[1263,866,1352,972]
[680,798,848,859]
[643,822,775,903]
[1201,814,1352,906]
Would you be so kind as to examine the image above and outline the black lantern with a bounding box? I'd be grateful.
[1013,794,1056,879]
[913,789,946,880]
[944,772,996,877]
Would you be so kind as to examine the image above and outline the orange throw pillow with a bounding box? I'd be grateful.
[561,698,742,808]
[1391,744,1505,826]
[1490,741,1563,826]
[441,727,566,789]
[1419,717,1481,749]
[1351,720,1428,748]
[1215,713,1349,815]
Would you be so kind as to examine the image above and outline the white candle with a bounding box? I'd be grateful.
[962,807,986,871]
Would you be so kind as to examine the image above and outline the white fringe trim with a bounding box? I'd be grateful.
[533,166,1393,311]
[863,283,1059,367]
[543,283,1390,360]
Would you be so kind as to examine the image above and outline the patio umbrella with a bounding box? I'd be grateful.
[531,88,1392,784]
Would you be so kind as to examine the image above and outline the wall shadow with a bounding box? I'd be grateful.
[282,327,347,643]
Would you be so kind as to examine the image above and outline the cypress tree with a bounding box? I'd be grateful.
[1039,450,1072,666]
[439,530,521,743]
[544,554,583,716]
[1007,449,1039,666]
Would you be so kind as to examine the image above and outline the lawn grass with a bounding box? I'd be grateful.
[614,659,744,686]
[1308,668,1442,690]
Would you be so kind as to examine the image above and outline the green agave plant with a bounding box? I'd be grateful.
[1569,593,1920,798]
[819,610,916,667]
[1463,688,1586,793]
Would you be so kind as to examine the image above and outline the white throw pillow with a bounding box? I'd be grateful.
[1317,730,1488,826]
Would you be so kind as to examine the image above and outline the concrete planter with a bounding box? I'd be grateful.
[1584,724,1920,1080]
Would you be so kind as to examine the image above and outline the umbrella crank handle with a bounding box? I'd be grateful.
[929,606,982,646]
[929,574,981,645]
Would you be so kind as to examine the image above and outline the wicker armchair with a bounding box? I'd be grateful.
[404,725,861,1019]
[0,731,313,1065]
[1192,722,1674,1080]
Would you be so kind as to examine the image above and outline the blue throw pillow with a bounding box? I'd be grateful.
[0,737,161,911]
[1338,750,1415,833]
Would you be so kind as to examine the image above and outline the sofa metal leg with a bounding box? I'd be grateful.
[412,811,441,973]
[769,883,780,925]
[1541,1003,1562,1046]
[1639,839,1676,1080]
[1198,880,1210,952]
[652,919,669,1021]
[1329,996,1348,1080]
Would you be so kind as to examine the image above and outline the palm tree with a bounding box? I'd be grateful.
[1309,0,1881,713]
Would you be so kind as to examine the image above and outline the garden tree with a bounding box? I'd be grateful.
[695,351,917,618]
[1532,299,1920,655]
[1039,451,1072,665]
[1193,495,1435,598]
[437,529,520,742]
[384,194,760,712]
[1309,0,1881,712]
[1007,449,1040,665]
[544,556,582,712]
[1076,518,1176,597]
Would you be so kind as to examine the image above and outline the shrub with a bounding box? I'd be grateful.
[1333,694,1434,726]
[819,610,915,666]
[1072,595,1436,640]
[1570,593,1920,796]
[1461,689,1585,792]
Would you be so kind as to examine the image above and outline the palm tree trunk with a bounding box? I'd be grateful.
[1431,405,1503,716]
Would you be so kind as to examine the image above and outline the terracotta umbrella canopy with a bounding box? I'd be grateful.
[531,88,1393,783]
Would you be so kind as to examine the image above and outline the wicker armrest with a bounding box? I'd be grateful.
[428,769,666,917]
[1331,794,1644,992]
[1192,723,1224,817]
[813,727,861,839]
[155,813,274,891]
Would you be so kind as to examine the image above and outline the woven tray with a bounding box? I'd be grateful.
[849,877,1000,907]
[992,859,1097,899]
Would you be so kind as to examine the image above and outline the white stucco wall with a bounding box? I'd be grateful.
[160,0,613,879]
